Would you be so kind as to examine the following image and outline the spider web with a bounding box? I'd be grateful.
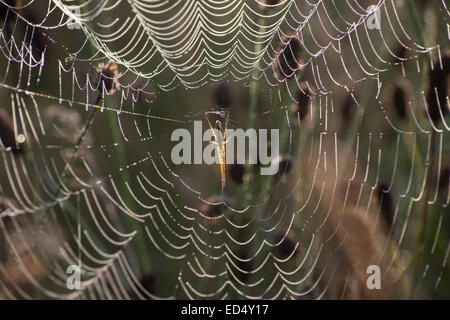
[0,0,449,299]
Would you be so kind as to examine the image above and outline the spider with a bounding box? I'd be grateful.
[204,111,234,195]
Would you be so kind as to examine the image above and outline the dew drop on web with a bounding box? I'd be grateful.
[17,134,26,144]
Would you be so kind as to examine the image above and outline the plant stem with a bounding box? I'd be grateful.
[411,128,437,296]
[53,95,99,198]
[105,96,151,273]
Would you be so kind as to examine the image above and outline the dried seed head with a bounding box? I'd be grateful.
[94,61,120,94]
[376,183,395,228]
[276,35,303,78]
[291,82,312,120]
[213,83,233,108]
[312,168,406,299]
[0,109,23,155]
[274,232,301,257]
[427,51,450,124]
[229,163,244,184]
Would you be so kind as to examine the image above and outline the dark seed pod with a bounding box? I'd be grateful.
[200,196,228,218]
[341,93,357,120]
[213,83,232,108]
[229,163,244,184]
[392,84,408,119]
[427,51,450,124]
[274,232,301,258]
[258,0,280,12]
[291,82,312,120]
[439,167,449,190]
[138,273,157,295]
[376,183,395,228]
[92,61,120,94]
[392,45,409,63]
[384,79,412,119]
[0,109,22,155]
[276,36,303,78]
[236,249,252,283]
[0,1,23,22]
[274,155,293,177]
[259,0,280,7]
